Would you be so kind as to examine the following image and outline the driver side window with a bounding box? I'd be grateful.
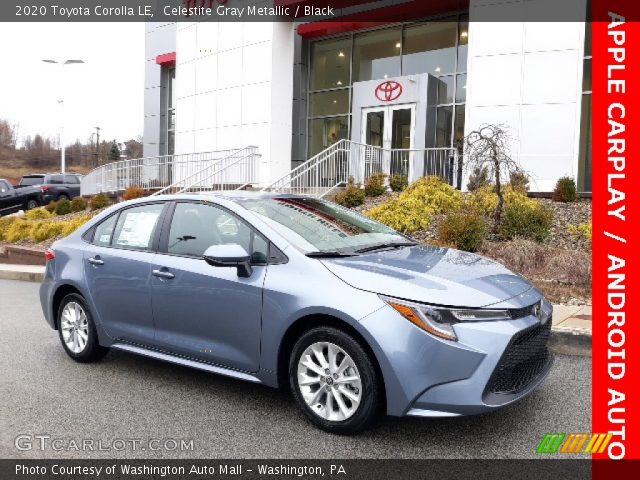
[167,202,268,263]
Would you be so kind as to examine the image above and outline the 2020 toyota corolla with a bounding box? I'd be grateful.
[40,192,553,434]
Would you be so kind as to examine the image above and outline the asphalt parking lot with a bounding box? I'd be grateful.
[0,278,591,459]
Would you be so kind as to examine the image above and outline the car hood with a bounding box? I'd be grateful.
[320,245,533,308]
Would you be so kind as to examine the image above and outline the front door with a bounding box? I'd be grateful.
[361,104,415,178]
[150,201,268,373]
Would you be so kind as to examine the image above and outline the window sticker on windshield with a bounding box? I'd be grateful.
[115,211,159,248]
[99,234,111,244]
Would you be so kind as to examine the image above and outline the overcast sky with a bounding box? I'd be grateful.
[0,22,144,147]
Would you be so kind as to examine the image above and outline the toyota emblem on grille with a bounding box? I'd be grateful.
[375,80,403,102]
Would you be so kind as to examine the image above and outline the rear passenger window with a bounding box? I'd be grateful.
[112,204,164,251]
[49,175,64,184]
[92,214,118,247]
[64,175,79,184]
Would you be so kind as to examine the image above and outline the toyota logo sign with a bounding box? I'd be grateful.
[375,80,403,102]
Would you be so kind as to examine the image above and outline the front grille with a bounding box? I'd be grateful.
[488,319,552,394]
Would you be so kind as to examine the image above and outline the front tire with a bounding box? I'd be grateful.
[289,326,381,435]
[57,293,108,363]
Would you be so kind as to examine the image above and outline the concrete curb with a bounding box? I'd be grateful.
[0,269,44,283]
[550,327,591,357]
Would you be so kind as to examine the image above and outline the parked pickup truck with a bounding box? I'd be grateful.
[19,173,82,204]
[0,178,42,216]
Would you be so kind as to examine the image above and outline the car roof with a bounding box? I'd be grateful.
[147,191,308,202]
[23,173,81,177]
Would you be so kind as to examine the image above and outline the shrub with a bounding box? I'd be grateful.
[0,217,17,241]
[89,193,110,210]
[467,185,536,217]
[552,176,577,202]
[44,201,57,213]
[54,198,72,216]
[31,221,65,242]
[123,185,145,201]
[499,201,553,243]
[61,215,92,237]
[334,177,365,207]
[5,220,31,243]
[509,170,530,194]
[364,172,387,197]
[389,174,408,192]
[366,176,463,233]
[466,166,491,191]
[437,212,487,252]
[70,197,88,212]
[568,221,592,249]
[25,208,52,220]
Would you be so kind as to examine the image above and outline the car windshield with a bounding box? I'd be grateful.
[238,197,412,254]
[20,176,44,186]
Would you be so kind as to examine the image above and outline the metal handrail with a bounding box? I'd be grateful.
[152,146,260,195]
[263,139,460,197]
[80,148,243,196]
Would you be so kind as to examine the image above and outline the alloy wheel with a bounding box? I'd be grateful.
[297,341,362,421]
[60,302,89,354]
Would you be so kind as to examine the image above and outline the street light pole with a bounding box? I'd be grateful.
[42,59,85,174]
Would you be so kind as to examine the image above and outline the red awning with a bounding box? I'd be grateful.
[295,0,469,39]
[155,52,176,67]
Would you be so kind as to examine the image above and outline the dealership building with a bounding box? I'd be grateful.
[142,0,591,193]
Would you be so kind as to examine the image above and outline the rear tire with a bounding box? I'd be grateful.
[289,326,380,435]
[58,194,70,202]
[26,199,39,210]
[57,293,108,363]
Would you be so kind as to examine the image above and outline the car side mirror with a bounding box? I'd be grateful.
[203,244,253,278]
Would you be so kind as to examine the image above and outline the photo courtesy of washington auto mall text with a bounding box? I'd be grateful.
[0,0,639,479]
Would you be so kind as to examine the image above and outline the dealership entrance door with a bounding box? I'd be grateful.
[361,104,415,177]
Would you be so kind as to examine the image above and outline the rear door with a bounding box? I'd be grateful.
[83,202,168,344]
[150,201,268,372]
[64,174,81,198]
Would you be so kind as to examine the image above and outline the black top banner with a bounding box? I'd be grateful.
[0,0,616,23]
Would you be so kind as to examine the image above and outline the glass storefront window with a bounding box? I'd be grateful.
[436,76,455,104]
[353,28,401,82]
[457,17,468,73]
[310,38,352,90]
[309,89,350,117]
[454,105,465,147]
[308,116,349,156]
[578,95,592,192]
[582,58,591,92]
[435,106,453,147]
[402,22,457,76]
[455,74,467,103]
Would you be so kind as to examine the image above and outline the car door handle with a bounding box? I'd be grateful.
[87,257,104,266]
[152,269,175,280]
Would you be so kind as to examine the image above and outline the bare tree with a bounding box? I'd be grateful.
[464,124,526,229]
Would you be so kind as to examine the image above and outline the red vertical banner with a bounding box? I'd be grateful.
[591,0,640,471]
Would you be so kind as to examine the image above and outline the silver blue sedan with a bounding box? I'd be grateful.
[40,192,553,434]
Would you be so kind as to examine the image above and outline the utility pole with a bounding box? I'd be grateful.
[94,126,101,167]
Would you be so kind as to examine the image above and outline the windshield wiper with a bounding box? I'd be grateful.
[355,242,417,254]
[306,251,358,258]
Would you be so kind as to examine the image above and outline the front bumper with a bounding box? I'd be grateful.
[358,298,553,417]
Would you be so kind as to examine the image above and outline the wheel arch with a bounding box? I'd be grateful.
[276,314,386,408]
[51,283,84,329]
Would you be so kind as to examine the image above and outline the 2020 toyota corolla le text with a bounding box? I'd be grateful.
[40,192,553,434]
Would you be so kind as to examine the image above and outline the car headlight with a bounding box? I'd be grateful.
[379,295,511,342]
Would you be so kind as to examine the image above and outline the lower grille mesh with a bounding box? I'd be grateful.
[488,320,552,394]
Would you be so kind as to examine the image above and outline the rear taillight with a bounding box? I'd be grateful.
[40,185,49,192]
[45,249,55,262]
